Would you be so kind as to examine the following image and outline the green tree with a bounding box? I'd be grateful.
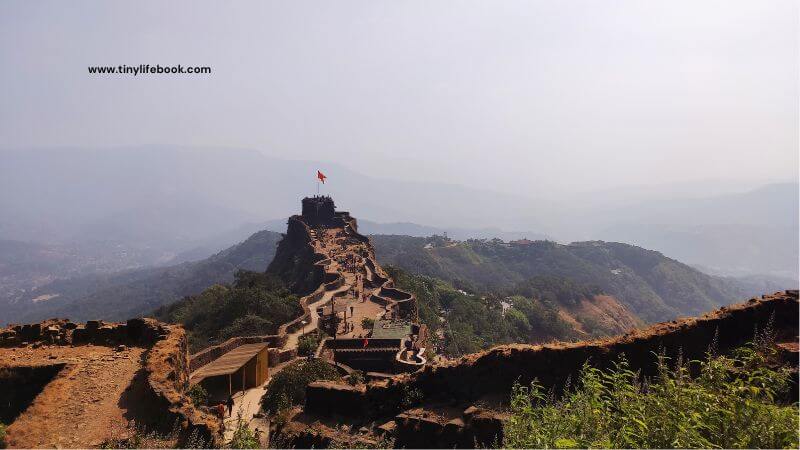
[155,271,301,352]
[297,333,321,356]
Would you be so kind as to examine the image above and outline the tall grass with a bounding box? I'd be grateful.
[505,339,798,449]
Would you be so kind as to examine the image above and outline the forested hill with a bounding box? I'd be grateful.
[6,228,791,327]
[2,230,283,324]
[370,235,782,323]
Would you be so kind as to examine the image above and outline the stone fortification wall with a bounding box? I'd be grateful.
[0,318,168,348]
[141,320,221,446]
[304,291,798,420]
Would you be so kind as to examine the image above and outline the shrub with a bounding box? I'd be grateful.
[297,333,320,357]
[401,385,424,408]
[504,344,799,449]
[187,384,208,407]
[0,423,5,449]
[360,317,375,331]
[227,412,260,449]
[347,370,365,386]
[99,419,210,449]
[261,359,340,414]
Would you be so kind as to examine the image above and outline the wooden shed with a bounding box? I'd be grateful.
[189,343,269,400]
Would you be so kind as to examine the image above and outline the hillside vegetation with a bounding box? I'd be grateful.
[154,270,301,352]
[374,236,752,323]
[2,230,283,324]
[387,267,639,357]
[505,339,798,448]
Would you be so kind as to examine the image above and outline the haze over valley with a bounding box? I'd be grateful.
[0,145,796,326]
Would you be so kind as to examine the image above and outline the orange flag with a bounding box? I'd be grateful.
[317,170,327,184]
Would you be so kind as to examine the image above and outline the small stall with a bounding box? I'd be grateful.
[189,343,269,402]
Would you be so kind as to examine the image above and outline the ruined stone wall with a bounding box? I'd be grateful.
[301,196,337,226]
[304,291,799,420]
[1,317,174,348]
[141,321,221,446]
[392,406,508,449]
[0,318,222,446]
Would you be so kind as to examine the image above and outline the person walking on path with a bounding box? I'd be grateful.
[226,395,235,417]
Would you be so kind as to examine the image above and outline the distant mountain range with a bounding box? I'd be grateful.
[1,230,283,324]
[2,225,794,326]
[1,146,796,279]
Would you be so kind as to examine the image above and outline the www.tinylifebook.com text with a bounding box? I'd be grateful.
[88,64,211,76]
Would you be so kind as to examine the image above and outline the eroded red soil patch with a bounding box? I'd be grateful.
[1,344,146,448]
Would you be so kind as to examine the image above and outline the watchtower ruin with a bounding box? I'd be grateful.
[301,195,337,227]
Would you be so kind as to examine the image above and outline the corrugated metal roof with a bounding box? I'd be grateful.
[190,343,267,383]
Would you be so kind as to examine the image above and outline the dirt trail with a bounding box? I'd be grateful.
[282,283,348,350]
[2,345,147,448]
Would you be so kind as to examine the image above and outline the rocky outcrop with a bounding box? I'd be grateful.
[267,216,328,296]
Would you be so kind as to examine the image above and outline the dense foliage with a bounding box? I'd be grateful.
[261,359,341,415]
[154,270,301,352]
[386,267,579,356]
[505,343,799,449]
[297,331,325,357]
[373,235,746,322]
[511,275,602,307]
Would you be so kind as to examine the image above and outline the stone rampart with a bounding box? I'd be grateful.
[141,321,221,446]
[304,291,799,420]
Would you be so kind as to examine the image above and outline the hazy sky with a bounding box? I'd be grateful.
[1,1,797,195]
